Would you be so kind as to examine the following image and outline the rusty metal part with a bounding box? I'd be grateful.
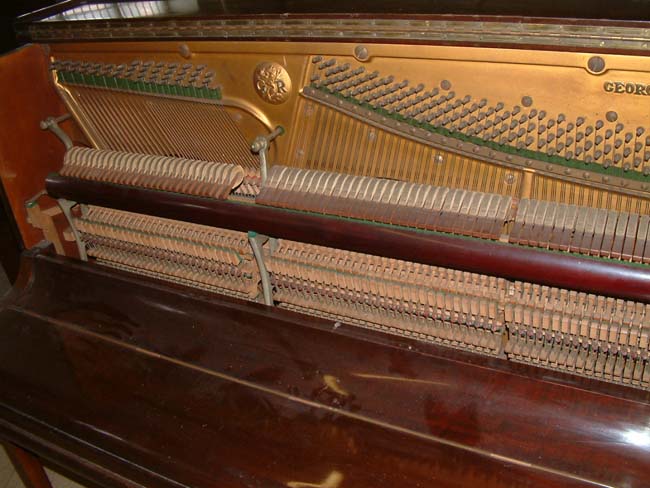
[75,205,259,298]
[258,165,513,240]
[47,42,650,214]
[259,165,650,264]
[505,281,650,387]
[61,147,245,198]
[266,238,650,388]
[52,59,261,176]
[510,199,650,264]
[265,238,507,356]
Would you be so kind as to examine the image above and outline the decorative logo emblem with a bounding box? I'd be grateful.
[254,62,291,104]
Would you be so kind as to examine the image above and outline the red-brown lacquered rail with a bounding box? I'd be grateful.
[46,173,650,303]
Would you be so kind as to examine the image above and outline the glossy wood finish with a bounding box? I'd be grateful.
[2,250,650,487]
[17,0,650,23]
[4,444,53,488]
[0,44,81,249]
[47,174,650,303]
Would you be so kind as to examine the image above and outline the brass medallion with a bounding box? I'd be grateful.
[253,61,291,104]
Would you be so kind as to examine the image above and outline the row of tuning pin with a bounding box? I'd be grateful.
[310,57,650,175]
[51,59,218,90]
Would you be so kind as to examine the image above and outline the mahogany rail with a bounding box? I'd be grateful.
[46,173,650,302]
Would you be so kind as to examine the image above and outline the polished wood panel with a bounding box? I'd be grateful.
[0,44,83,249]
[46,174,650,303]
[1,250,650,487]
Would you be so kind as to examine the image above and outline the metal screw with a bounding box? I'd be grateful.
[354,45,370,62]
[587,56,606,74]
[178,43,192,59]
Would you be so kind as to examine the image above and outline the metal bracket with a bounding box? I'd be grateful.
[248,231,273,306]
[251,125,284,185]
[57,199,87,261]
[40,114,73,150]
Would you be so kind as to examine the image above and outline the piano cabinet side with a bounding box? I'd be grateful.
[0,43,85,253]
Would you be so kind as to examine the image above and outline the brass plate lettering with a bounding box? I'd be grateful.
[603,81,650,95]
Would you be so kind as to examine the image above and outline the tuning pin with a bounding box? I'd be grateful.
[317,58,336,70]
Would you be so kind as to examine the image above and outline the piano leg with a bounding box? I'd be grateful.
[3,444,53,488]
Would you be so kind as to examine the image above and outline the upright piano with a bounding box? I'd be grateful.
[1,1,650,486]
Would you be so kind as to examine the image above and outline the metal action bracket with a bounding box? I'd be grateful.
[248,231,274,306]
[40,114,73,150]
[251,125,284,185]
[57,199,87,261]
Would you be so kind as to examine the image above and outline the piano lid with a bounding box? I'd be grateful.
[16,0,650,22]
[14,0,650,49]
